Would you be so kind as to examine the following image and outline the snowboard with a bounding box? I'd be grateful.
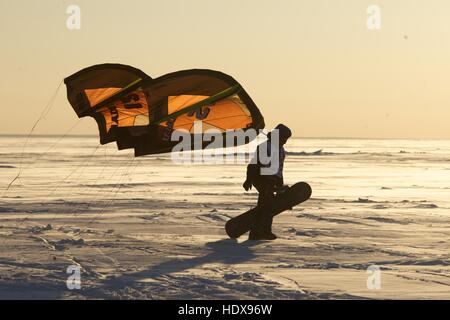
[225,182,312,239]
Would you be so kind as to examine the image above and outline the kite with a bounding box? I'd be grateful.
[64,64,265,156]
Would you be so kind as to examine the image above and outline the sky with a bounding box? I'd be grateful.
[1,0,450,139]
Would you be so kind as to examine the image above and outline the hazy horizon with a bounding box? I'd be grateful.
[2,0,450,139]
[2,133,450,141]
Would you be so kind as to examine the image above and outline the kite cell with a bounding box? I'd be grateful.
[64,64,265,156]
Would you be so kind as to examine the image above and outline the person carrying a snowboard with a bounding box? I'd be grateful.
[243,124,292,240]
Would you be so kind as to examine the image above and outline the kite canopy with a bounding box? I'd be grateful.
[64,64,265,156]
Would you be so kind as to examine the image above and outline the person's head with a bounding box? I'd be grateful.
[272,123,292,146]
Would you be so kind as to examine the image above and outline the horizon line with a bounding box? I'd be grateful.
[0,133,449,141]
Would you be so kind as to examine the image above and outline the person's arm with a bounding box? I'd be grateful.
[243,146,260,191]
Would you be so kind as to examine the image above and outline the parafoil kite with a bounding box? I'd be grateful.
[64,64,265,156]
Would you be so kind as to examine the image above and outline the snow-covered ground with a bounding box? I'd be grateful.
[1,136,450,299]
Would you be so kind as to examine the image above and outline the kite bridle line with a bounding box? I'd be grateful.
[0,81,89,248]
[2,81,64,195]
[83,154,139,228]
[0,79,124,237]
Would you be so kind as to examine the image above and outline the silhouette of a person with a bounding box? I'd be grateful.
[243,124,292,240]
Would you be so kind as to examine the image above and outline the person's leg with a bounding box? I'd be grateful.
[259,183,275,236]
[249,177,275,239]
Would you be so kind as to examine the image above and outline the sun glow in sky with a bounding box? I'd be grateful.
[1,0,450,138]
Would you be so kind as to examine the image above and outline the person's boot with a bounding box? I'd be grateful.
[249,216,277,240]
[248,230,264,240]
[266,232,277,240]
[248,231,277,240]
[248,222,268,240]
[262,216,277,240]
